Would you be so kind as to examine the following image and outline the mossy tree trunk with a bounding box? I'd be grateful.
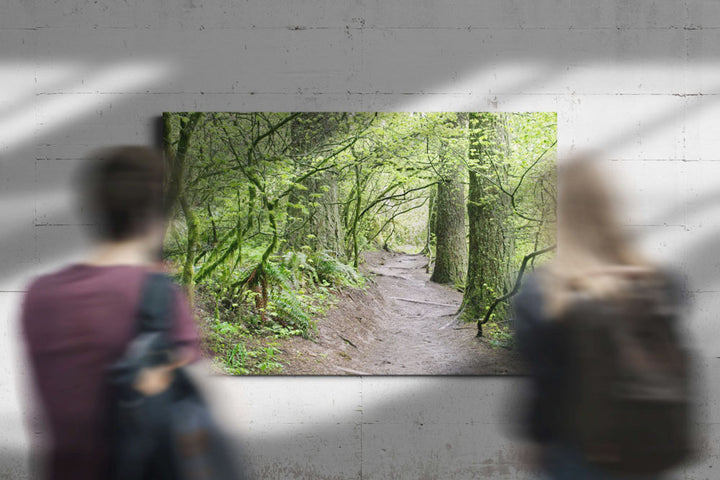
[304,172,344,254]
[163,112,203,306]
[462,113,511,335]
[430,114,467,286]
[420,186,436,269]
[286,113,345,256]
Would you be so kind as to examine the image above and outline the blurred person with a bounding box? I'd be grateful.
[21,147,200,479]
[513,155,694,480]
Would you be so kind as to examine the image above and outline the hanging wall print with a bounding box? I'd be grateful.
[162,112,556,375]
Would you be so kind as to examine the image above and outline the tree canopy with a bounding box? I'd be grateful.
[162,111,556,373]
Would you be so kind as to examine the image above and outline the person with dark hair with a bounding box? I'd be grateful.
[80,146,169,242]
[21,146,200,480]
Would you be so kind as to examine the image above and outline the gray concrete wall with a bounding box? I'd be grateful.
[1,1,719,478]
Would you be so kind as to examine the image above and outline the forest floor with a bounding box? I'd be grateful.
[273,250,525,375]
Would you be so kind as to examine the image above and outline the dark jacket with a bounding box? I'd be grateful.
[513,273,571,444]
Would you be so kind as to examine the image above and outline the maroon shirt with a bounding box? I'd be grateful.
[21,264,200,480]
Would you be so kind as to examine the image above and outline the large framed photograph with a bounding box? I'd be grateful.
[162,112,556,375]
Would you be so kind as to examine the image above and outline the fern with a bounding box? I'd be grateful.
[268,290,314,338]
[312,251,364,287]
[281,251,319,285]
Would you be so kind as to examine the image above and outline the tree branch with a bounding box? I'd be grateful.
[358,181,439,220]
[477,244,556,336]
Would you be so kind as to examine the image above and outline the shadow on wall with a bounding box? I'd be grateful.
[197,375,533,479]
[0,449,30,480]
[2,3,719,477]
[4,80,720,287]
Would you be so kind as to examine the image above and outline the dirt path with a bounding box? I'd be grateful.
[276,250,524,375]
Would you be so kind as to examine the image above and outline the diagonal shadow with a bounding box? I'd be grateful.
[4,7,720,476]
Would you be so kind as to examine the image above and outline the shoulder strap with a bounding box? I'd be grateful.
[137,272,175,335]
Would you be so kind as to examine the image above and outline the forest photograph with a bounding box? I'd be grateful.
[162,112,556,375]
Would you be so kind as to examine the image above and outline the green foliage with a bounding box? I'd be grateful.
[164,110,556,364]
[266,289,314,338]
[193,246,365,373]
[282,250,319,285]
[312,251,364,288]
[484,322,515,349]
[220,339,283,375]
[225,342,250,375]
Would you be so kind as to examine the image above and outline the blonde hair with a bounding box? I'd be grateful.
[541,154,654,317]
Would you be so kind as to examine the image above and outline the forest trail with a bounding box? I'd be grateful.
[277,250,524,375]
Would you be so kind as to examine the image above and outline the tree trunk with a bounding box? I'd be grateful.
[305,172,344,254]
[179,195,199,301]
[286,113,344,255]
[462,113,510,334]
[421,186,436,263]
[430,114,467,285]
[162,112,203,306]
[351,161,362,268]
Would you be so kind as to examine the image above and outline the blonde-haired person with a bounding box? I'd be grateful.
[513,155,691,480]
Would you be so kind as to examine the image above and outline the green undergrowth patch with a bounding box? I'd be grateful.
[197,250,365,375]
[484,322,515,349]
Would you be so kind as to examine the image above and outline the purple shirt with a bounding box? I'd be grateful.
[21,264,200,480]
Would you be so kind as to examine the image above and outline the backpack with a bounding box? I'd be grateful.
[106,272,245,480]
[560,271,693,476]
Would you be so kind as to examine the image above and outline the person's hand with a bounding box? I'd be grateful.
[133,365,175,396]
[133,347,195,396]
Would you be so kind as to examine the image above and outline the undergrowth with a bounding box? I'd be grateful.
[197,249,365,375]
[482,320,515,349]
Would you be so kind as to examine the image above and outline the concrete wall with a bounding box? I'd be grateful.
[1,1,719,478]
